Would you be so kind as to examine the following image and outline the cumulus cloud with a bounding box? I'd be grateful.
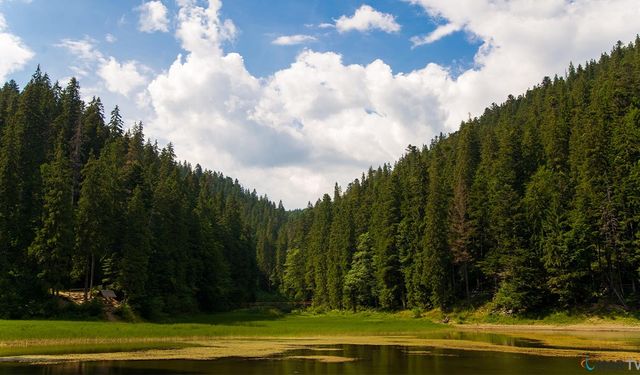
[140,0,640,208]
[0,13,34,81]
[137,0,170,33]
[145,0,440,208]
[105,33,117,43]
[56,37,149,97]
[335,5,401,33]
[272,34,317,46]
[406,0,640,129]
[410,22,460,47]
[98,57,148,96]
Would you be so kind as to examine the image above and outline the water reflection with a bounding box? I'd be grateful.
[0,345,619,375]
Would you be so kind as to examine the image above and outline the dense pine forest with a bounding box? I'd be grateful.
[274,39,640,313]
[0,69,286,318]
[1,39,639,319]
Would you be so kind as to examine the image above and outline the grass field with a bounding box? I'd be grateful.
[0,310,444,342]
[423,303,640,326]
[2,309,640,363]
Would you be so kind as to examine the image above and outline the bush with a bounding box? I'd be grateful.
[412,307,423,319]
[48,297,106,320]
[114,303,138,322]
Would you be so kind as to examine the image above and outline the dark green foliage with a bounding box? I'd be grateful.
[371,169,403,310]
[119,187,151,310]
[3,38,640,318]
[423,143,452,309]
[343,233,377,310]
[28,142,74,295]
[0,71,286,318]
[274,39,640,313]
[282,248,306,300]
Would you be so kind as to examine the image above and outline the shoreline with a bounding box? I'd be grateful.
[2,328,640,365]
[452,322,640,332]
[3,317,640,365]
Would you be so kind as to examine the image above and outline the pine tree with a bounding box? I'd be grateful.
[28,141,74,295]
[371,169,403,309]
[326,184,354,308]
[282,248,307,300]
[81,97,108,160]
[119,186,151,309]
[192,181,230,311]
[343,233,376,311]
[306,194,332,306]
[108,105,124,138]
[75,155,111,300]
[423,144,452,309]
[449,125,478,299]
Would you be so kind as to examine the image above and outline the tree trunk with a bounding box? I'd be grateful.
[464,262,470,299]
[89,253,95,295]
[83,258,89,302]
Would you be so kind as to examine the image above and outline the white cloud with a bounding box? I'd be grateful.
[410,22,460,47]
[174,0,236,55]
[406,0,640,129]
[335,5,401,34]
[272,34,316,46]
[105,33,117,43]
[56,37,149,97]
[145,0,440,208]
[137,1,170,33]
[0,13,34,81]
[98,57,148,97]
[138,0,640,208]
[55,37,102,61]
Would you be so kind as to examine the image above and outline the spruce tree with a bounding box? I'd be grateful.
[28,140,74,295]
[343,233,376,311]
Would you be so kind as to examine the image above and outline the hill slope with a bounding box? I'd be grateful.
[0,72,286,318]
[273,39,640,313]
[1,39,639,318]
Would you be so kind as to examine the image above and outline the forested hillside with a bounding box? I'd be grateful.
[0,69,286,318]
[274,40,640,313]
[1,39,640,319]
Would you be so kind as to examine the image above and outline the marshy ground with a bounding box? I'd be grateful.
[1,309,640,364]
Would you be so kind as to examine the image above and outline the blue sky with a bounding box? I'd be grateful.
[1,0,479,85]
[0,0,639,208]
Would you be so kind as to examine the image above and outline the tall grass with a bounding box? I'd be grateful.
[0,310,443,342]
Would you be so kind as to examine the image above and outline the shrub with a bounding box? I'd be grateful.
[114,303,138,322]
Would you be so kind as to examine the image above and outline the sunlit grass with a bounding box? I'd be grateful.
[0,309,443,343]
[423,303,640,326]
[2,308,640,360]
[0,341,196,357]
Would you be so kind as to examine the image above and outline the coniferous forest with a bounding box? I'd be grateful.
[1,40,640,319]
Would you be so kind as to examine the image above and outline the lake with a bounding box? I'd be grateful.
[0,343,631,374]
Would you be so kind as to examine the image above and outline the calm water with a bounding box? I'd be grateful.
[0,344,631,375]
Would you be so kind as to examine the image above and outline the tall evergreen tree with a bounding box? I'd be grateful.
[423,143,452,309]
[29,141,74,295]
[343,233,376,311]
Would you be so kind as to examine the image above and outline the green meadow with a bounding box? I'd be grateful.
[2,309,640,364]
[0,310,443,342]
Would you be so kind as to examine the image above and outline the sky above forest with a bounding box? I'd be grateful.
[1,0,639,208]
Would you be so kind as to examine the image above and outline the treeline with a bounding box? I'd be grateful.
[0,69,286,318]
[273,39,640,313]
[2,39,639,319]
